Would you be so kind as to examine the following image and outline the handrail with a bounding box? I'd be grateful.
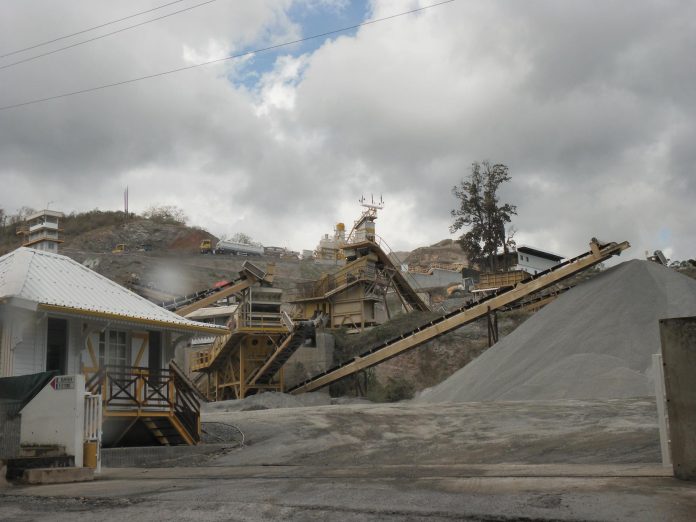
[371,234,426,295]
[84,364,200,443]
[170,361,201,442]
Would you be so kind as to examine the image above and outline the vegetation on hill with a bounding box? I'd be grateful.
[0,206,212,256]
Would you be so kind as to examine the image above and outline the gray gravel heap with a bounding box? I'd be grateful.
[419,260,696,402]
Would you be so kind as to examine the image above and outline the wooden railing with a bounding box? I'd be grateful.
[169,362,201,442]
[85,365,200,443]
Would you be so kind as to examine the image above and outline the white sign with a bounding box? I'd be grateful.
[50,375,75,391]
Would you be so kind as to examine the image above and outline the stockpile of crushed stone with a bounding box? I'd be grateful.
[419,260,696,402]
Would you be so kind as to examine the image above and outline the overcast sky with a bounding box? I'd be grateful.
[1,0,694,261]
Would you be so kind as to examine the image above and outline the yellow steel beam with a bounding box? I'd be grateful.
[175,279,252,316]
[290,239,630,394]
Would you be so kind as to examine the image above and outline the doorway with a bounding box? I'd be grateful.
[46,318,68,374]
[148,331,162,375]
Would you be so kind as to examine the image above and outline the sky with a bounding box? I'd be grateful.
[1,0,694,261]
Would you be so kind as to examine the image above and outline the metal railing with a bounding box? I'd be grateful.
[83,393,103,442]
[371,234,425,294]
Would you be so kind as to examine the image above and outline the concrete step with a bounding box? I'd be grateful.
[22,467,94,485]
[19,445,66,458]
[5,455,75,481]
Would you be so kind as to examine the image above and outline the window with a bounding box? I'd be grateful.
[99,330,129,368]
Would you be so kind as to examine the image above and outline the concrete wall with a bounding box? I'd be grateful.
[659,316,696,480]
[20,374,86,467]
[284,332,335,389]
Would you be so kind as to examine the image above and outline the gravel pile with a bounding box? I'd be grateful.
[419,260,696,402]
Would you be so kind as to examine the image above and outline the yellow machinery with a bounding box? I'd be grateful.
[200,239,213,254]
[290,238,630,394]
[292,199,428,330]
[184,262,316,401]
[112,243,126,254]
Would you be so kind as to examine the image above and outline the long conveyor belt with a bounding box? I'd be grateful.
[289,238,630,394]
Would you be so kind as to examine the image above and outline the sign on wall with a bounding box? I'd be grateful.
[50,375,75,391]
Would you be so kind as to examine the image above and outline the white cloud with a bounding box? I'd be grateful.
[1,0,695,262]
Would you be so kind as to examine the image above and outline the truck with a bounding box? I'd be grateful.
[200,239,213,254]
[213,239,264,256]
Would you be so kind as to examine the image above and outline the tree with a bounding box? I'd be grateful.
[450,161,517,271]
[230,232,254,245]
[142,205,187,225]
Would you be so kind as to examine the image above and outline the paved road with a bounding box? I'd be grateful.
[2,464,695,521]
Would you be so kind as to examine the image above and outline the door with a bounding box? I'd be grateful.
[46,318,68,374]
[148,331,162,375]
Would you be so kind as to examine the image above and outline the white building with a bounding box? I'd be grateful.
[0,247,227,447]
[16,209,65,252]
[513,245,564,275]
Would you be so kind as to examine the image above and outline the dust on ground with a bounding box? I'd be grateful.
[202,397,661,467]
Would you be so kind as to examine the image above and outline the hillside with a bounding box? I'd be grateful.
[0,210,216,256]
[404,238,469,268]
[64,218,216,254]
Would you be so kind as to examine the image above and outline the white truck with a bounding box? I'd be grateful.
[214,240,264,256]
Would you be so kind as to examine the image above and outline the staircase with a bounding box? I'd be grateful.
[5,445,93,483]
[142,417,190,446]
[246,321,316,388]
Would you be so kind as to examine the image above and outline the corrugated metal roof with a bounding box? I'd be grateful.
[0,247,227,335]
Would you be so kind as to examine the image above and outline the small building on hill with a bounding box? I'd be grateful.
[0,247,227,447]
[15,209,64,252]
[513,246,564,274]
[488,245,564,276]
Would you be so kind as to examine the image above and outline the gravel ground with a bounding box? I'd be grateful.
[202,397,661,467]
[2,397,693,521]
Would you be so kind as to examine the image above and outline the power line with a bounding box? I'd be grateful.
[0,0,456,112]
[0,0,221,71]
[1,0,189,59]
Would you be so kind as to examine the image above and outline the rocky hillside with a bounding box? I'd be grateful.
[404,239,469,268]
[64,218,216,254]
[0,210,216,256]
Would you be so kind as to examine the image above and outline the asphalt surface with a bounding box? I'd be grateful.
[1,464,695,521]
[2,398,695,520]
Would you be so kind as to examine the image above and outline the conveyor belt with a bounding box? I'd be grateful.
[289,238,630,394]
[158,261,272,316]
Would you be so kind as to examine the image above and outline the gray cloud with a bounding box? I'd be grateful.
[1,0,695,261]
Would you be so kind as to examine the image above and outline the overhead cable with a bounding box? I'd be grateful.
[1,0,190,58]
[0,0,221,71]
[0,0,456,112]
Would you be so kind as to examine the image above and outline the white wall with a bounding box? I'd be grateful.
[20,374,86,467]
[516,253,560,275]
[12,311,42,376]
